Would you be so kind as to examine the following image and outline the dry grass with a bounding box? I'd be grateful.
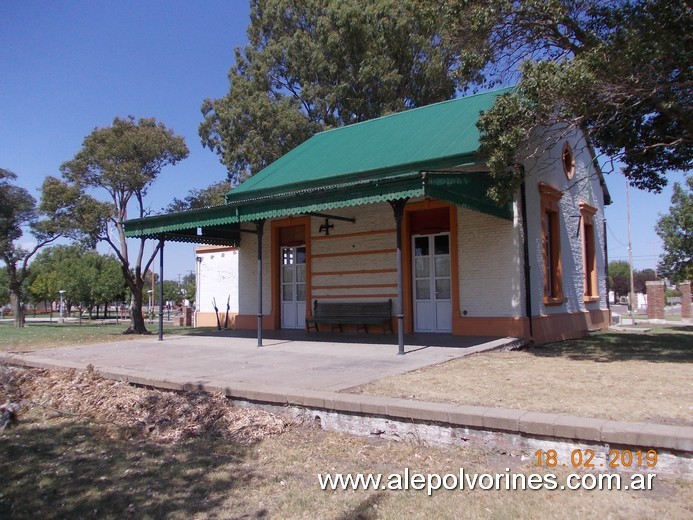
[345,330,693,425]
[0,365,692,519]
[1,365,288,443]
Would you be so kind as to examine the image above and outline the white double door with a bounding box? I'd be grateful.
[413,233,452,332]
[281,246,306,329]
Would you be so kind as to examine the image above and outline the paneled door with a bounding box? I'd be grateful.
[412,233,452,332]
[281,246,306,329]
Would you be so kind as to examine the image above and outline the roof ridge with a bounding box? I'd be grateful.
[315,86,515,137]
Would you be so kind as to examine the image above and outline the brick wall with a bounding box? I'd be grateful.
[679,281,691,320]
[646,281,666,320]
[311,204,397,300]
[521,128,608,318]
[457,206,523,318]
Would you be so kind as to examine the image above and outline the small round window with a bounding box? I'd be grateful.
[562,142,575,179]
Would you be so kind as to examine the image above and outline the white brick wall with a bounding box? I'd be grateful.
[522,128,609,316]
[238,229,273,316]
[457,206,524,318]
[311,203,398,301]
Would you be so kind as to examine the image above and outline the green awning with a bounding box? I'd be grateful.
[123,169,511,244]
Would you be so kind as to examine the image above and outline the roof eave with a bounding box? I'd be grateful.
[225,153,483,204]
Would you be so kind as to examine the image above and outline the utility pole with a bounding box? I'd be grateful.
[626,178,636,323]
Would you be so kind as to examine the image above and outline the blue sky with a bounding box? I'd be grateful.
[0,1,681,281]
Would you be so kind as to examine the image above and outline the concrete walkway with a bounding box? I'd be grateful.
[2,333,514,392]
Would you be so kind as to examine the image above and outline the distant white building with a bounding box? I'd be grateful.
[194,246,239,327]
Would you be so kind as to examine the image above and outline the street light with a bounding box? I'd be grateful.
[59,290,66,324]
[147,289,154,324]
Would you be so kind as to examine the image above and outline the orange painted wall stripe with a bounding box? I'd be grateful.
[312,268,396,276]
[311,229,395,241]
[313,283,397,290]
[311,248,396,259]
[310,293,398,299]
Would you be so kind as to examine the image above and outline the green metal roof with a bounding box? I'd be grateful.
[228,87,512,201]
[124,88,513,243]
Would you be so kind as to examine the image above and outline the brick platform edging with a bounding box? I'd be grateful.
[3,354,691,454]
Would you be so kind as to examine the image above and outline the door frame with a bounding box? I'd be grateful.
[402,200,459,334]
[280,244,307,329]
[411,232,453,332]
[271,217,312,330]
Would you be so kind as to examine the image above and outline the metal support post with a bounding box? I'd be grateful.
[256,219,265,347]
[389,198,408,355]
[158,238,164,341]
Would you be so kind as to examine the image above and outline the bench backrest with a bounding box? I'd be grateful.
[313,299,392,319]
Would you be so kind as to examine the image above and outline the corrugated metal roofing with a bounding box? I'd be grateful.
[124,88,514,243]
[228,87,512,199]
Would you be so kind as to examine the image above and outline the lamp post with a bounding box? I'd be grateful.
[59,290,65,324]
[147,289,153,323]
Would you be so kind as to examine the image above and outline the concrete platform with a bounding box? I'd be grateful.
[3,332,692,473]
[2,332,516,392]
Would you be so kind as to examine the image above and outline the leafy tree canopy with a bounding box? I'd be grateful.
[166,180,231,212]
[656,175,692,283]
[634,268,658,293]
[448,0,692,203]
[195,0,689,207]
[200,0,458,184]
[0,168,77,326]
[28,245,127,316]
[181,272,196,304]
[608,260,660,298]
[608,260,631,297]
[53,117,189,333]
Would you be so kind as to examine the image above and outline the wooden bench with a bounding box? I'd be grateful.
[305,299,393,334]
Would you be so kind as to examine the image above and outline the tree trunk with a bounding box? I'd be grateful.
[125,285,149,334]
[9,289,24,328]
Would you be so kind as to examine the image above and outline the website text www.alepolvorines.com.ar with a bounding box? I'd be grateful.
[317,468,657,495]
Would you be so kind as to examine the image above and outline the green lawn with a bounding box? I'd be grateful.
[0,321,216,353]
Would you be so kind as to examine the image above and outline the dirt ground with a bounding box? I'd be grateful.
[345,330,693,425]
[1,365,691,519]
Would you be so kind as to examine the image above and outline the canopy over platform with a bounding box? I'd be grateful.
[124,88,514,243]
[123,168,511,244]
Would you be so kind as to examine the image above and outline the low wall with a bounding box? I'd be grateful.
[194,311,237,328]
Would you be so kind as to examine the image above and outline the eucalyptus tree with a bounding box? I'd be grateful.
[48,117,189,333]
[165,180,231,212]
